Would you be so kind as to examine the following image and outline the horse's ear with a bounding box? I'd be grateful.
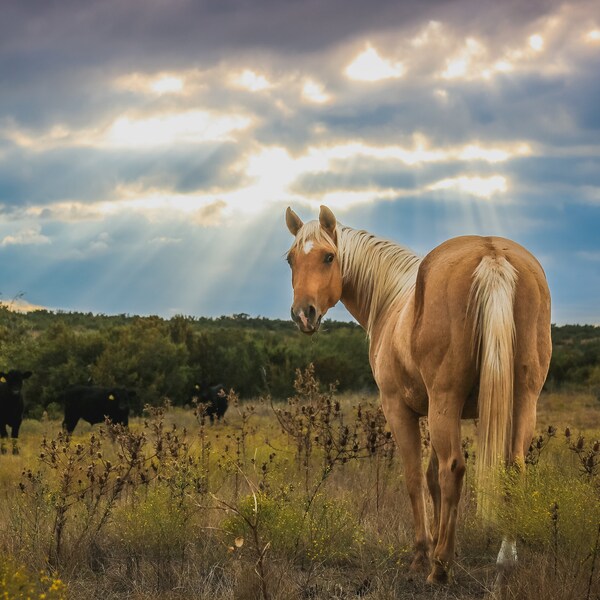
[319,205,337,241]
[286,207,304,236]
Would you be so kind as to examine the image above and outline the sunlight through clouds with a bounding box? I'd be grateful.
[458,143,530,162]
[106,111,252,147]
[585,29,600,42]
[114,72,186,95]
[150,75,184,94]
[429,175,508,199]
[528,34,544,51]
[302,80,331,103]
[345,46,405,81]
[1,0,599,321]
[441,37,486,79]
[410,20,443,47]
[234,69,273,91]
[85,139,522,219]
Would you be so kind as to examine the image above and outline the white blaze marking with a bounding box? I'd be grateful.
[299,310,309,328]
[496,538,518,566]
[303,241,314,254]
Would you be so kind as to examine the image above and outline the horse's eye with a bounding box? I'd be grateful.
[324,253,335,264]
[286,254,292,267]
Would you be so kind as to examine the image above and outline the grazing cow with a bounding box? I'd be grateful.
[62,385,135,433]
[192,383,227,423]
[0,370,32,444]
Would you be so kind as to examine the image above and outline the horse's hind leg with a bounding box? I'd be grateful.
[495,388,538,584]
[427,401,465,584]
[426,448,441,548]
[495,299,550,583]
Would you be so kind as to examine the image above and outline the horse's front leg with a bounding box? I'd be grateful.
[381,396,432,571]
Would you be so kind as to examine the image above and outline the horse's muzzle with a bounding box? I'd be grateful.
[291,305,322,335]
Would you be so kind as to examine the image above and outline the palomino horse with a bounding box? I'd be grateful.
[285,205,551,584]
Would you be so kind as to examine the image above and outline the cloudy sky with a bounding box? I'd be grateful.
[1,0,599,324]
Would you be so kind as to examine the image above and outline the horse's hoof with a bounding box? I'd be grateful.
[426,561,452,585]
[409,552,430,572]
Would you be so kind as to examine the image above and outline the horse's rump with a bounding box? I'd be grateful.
[412,235,549,517]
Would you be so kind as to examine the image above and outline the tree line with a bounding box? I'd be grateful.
[0,306,598,418]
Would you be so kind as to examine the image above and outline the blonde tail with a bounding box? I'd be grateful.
[470,255,518,521]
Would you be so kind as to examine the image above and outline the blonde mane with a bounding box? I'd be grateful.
[290,221,422,335]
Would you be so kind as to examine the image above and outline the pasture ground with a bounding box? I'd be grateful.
[0,377,598,600]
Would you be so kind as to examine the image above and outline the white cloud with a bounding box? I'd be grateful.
[88,232,111,254]
[428,175,508,198]
[0,225,51,247]
[302,79,331,104]
[441,37,486,79]
[345,46,405,81]
[150,75,184,94]
[106,110,252,148]
[410,21,443,47]
[114,71,187,95]
[234,69,273,92]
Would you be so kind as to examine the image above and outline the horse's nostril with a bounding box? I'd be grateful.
[307,305,317,321]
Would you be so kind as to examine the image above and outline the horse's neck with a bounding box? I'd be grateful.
[340,283,370,331]
[338,231,420,337]
[340,281,415,337]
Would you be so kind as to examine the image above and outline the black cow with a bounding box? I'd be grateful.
[62,385,135,433]
[192,383,227,423]
[0,370,32,444]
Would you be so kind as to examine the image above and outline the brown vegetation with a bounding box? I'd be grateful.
[0,367,599,599]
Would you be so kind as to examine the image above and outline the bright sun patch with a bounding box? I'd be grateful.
[585,29,600,43]
[235,69,273,92]
[345,46,404,81]
[528,34,544,51]
[150,75,184,94]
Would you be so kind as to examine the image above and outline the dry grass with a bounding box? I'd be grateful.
[0,375,598,600]
[537,391,600,430]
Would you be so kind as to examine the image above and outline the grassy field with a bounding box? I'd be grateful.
[0,371,599,600]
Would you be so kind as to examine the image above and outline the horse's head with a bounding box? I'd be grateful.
[285,205,343,335]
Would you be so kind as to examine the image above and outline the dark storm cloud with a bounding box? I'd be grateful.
[2,0,596,152]
[0,0,570,123]
[0,0,481,68]
[289,158,491,197]
[0,142,246,212]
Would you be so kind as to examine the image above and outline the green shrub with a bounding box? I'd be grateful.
[0,556,66,599]
[111,486,192,561]
[223,491,364,565]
